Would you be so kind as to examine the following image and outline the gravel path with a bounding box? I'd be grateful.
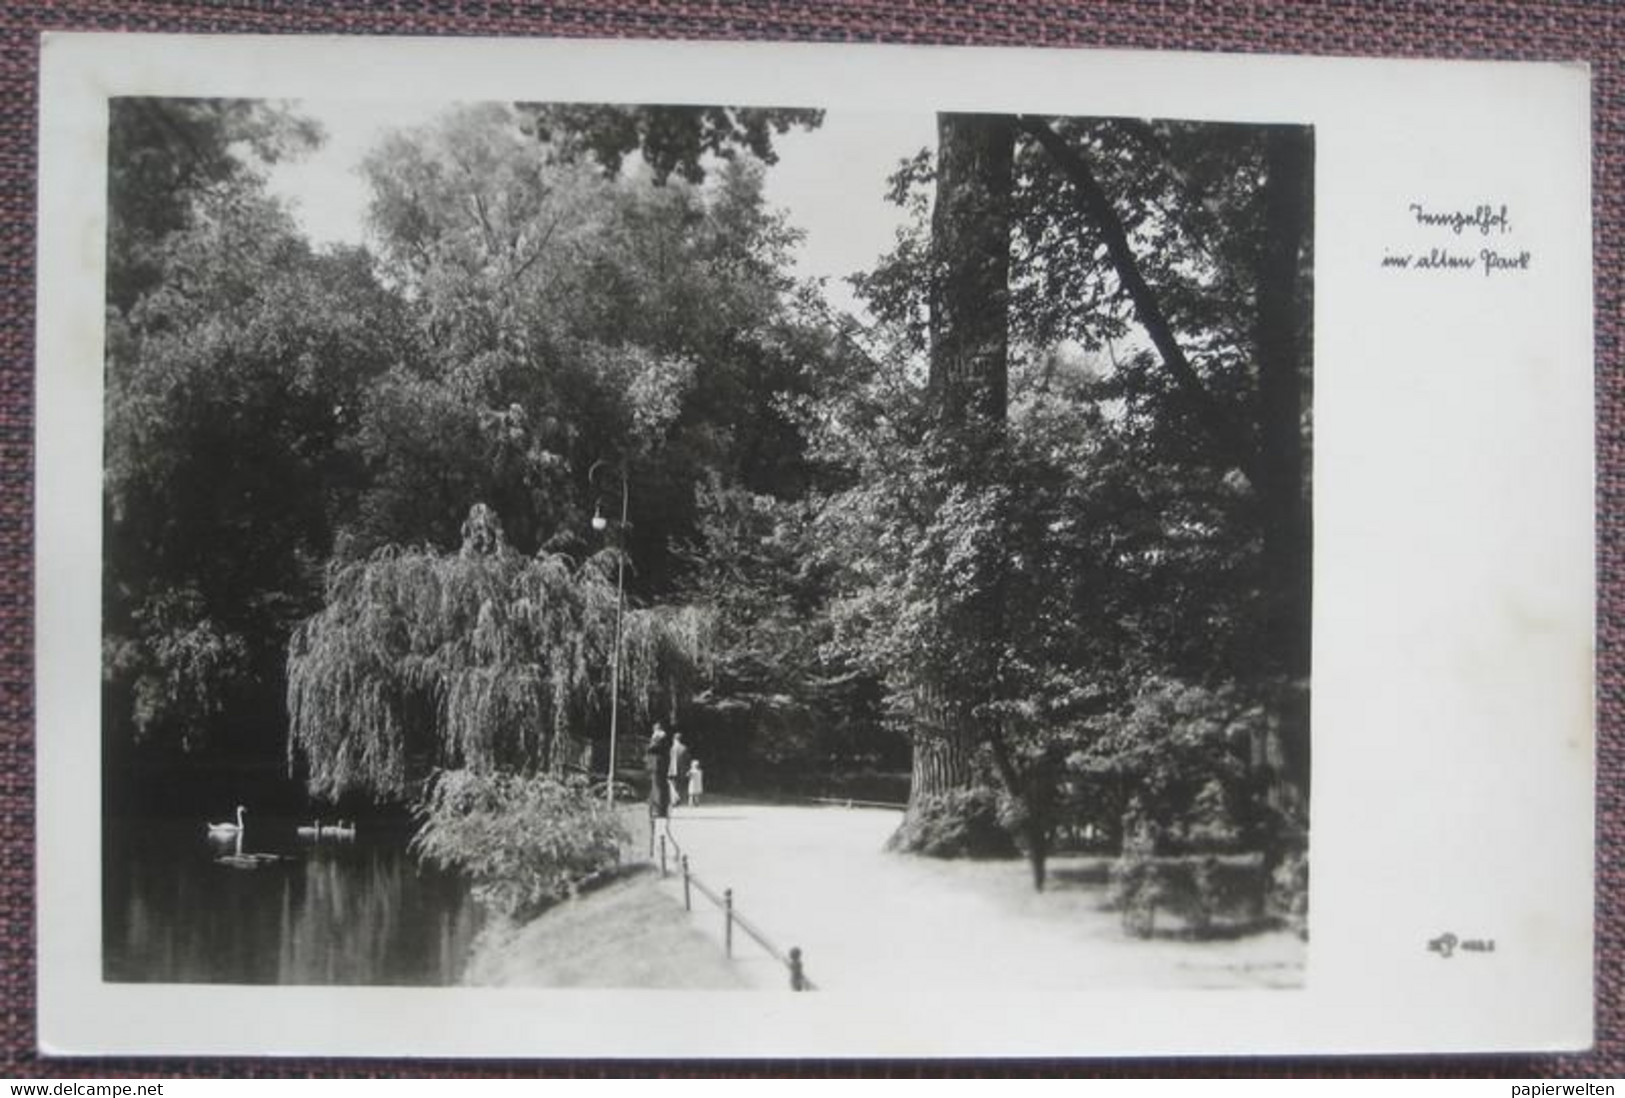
[651,802,1305,992]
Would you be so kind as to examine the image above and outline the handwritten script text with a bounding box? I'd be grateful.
[1381,201,1531,277]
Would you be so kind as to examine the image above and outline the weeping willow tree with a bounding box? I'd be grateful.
[287,503,711,801]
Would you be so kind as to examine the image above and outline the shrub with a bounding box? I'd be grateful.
[1185,777,1243,852]
[1109,851,1267,939]
[411,769,630,921]
[1067,679,1265,852]
[886,787,1017,858]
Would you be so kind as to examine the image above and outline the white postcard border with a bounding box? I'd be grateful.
[35,33,1596,1058]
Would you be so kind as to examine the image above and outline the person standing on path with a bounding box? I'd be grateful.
[646,724,672,819]
[687,759,704,806]
[669,732,690,807]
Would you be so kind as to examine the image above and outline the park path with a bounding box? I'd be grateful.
[651,802,1304,992]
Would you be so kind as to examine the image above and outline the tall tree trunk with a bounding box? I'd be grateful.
[1254,125,1314,815]
[907,687,978,801]
[929,112,1013,429]
[898,112,1015,827]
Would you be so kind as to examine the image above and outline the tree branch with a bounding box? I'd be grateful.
[1017,116,1262,486]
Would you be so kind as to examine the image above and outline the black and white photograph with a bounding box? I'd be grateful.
[34,35,1593,1058]
[97,93,1313,993]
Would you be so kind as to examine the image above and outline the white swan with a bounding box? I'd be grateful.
[320,819,356,839]
[295,819,322,839]
[206,805,245,837]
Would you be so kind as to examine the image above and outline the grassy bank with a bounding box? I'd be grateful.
[462,864,749,989]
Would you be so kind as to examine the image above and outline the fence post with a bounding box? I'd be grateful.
[789,947,806,991]
[659,832,668,877]
[724,888,734,958]
[682,855,691,911]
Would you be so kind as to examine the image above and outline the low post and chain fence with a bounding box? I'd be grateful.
[648,819,814,991]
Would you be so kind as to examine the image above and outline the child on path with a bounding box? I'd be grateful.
[687,759,704,806]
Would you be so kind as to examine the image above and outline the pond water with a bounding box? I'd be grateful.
[103,816,485,985]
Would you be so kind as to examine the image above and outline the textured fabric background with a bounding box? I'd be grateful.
[1,0,1616,1079]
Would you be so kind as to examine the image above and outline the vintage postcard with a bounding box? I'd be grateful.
[34,33,1593,1057]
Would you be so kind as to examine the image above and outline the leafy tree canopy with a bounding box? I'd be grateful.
[516,103,824,184]
[105,99,398,754]
[349,104,844,586]
[108,97,323,312]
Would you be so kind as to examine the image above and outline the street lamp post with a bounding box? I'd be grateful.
[590,461,628,808]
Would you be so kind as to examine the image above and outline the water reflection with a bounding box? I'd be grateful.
[105,818,483,985]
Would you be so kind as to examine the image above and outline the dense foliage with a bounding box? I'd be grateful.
[411,769,629,920]
[676,477,899,785]
[516,103,825,185]
[105,100,826,781]
[825,115,1311,888]
[104,100,401,762]
[106,96,1310,925]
